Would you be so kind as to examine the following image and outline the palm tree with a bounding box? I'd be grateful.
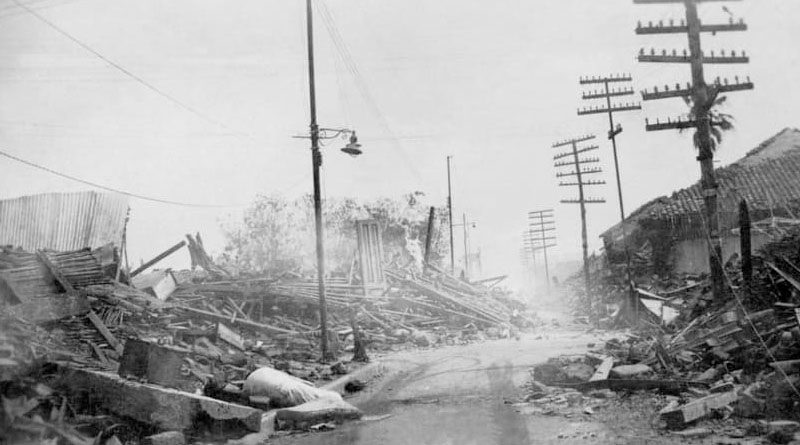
[681,90,735,152]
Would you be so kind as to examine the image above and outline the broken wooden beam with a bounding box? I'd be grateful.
[87,310,123,355]
[216,323,246,351]
[180,306,296,335]
[56,365,263,432]
[589,357,614,381]
[570,379,708,394]
[660,391,738,429]
[130,241,187,278]
[37,250,77,293]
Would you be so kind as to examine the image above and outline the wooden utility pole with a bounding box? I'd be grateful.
[634,0,753,300]
[446,156,455,275]
[423,206,436,266]
[578,73,640,220]
[578,73,641,319]
[527,209,556,293]
[553,135,606,299]
[305,0,333,361]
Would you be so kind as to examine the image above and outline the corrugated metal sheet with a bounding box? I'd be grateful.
[0,191,128,251]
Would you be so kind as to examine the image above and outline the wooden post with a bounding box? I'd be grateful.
[739,199,752,295]
[424,206,436,267]
[571,140,592,301]
[130,240,187,278]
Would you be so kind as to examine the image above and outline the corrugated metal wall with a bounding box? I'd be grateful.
[0,191,129,251]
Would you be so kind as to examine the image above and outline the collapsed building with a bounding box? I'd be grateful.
[0,191,525,444]
[601,127,800,275]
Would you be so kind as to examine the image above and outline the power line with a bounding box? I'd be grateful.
[0,148,245,208]
[314,0,425,184]
[10,0,258,144]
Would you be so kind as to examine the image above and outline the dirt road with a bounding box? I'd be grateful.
[271,329,624,445]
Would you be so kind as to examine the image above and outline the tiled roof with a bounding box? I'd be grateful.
[601,128,800,241]
[647,128,800,220]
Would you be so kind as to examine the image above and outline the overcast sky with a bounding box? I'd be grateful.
[0,0,798,289]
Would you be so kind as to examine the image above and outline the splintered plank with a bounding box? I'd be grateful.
[216,323,246,351]
[37,251,77,293]
[87,310,123,355]
[660,391,738,428]
[589,357,614,381]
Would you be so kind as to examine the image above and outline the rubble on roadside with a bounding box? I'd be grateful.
[527,226,800,444]
[0,232,528,443]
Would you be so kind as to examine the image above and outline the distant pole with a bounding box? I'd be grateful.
[462,213,470,280]
[538,212,552,292]
[447,156,455,275]
[553,135,605,302]
[578,74,641,319]
[527,209,556,294]
[424,206,436,267]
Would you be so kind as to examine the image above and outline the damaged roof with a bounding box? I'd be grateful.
[602,128,800,241]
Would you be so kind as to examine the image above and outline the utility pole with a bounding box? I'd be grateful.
[423,206,436,267]
[522,230,538,285]
[528,209,556,293]
[577,74,640,221]
[304,0,333,362]
[634,0,753,300]
[462,213,469,280]
[578,73,641,319]
[446,156,455,275]
[553,134,606,300]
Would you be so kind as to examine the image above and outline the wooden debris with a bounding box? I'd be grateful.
[660,391,738,429]
[216,323,246,351]
[130,241,187,278]
[87,310,123,355]
[589,356,614,381]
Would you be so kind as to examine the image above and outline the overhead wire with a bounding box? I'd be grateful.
[0,147,313,208]
[0,148,245,207]
[10,0,260,145]
[313,0,426,184]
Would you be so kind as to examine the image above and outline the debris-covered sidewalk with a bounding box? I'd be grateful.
[0,232,528,444]
[519,226,800,444]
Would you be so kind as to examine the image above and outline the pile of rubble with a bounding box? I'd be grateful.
[540,227,800,443]
[0,235,524,443]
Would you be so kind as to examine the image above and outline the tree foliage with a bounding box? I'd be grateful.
[682,91,735,152]
[219,192,450,276]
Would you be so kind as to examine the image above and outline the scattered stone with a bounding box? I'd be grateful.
[533,363,567,385]
[562,363,594,383]
[344,379,366,393]
[275,398,362,431]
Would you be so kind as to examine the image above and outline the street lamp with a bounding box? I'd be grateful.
[301,0,362,362]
